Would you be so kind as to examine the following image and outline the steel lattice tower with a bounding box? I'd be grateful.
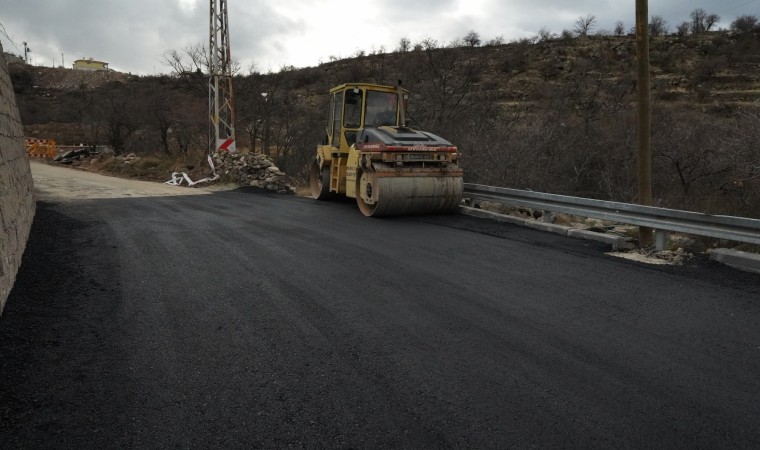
[209,0,236,153]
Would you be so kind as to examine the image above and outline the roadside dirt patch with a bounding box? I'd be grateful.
[29,160,215,202]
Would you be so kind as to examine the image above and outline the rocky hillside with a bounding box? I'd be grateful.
[9,30,760,216]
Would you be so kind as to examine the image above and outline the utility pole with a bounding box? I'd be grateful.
[636,0,653,246]
[261,92,269,155]
[22,42,31,64]
[208,0,236,154]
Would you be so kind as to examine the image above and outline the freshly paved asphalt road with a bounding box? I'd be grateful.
[2,163,760,448]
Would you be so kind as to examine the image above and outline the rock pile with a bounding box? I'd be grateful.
[212,151,295,194]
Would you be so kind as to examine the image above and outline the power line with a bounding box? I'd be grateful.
[0,21,24,54]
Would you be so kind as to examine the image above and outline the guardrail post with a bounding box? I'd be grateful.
[655,230,668,251]
[542,210,553,223]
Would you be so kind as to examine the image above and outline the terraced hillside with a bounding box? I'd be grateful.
[10,30,760,215]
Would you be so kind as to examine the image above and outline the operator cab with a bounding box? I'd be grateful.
[325,84,405,151]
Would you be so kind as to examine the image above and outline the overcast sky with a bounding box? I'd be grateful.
[1,0,758,75]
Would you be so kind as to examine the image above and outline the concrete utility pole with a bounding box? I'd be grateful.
[261,92,270,155]
[636,0,653,246]
[209,0,236,153]
[22,42,31,64]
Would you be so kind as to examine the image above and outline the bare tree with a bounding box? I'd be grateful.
[731,15,760,33]
[653,111,735,206]
[555,59,629,136]
[705,13,721,31]
[676,21,690,36]
[690,8,708,33]
[151,90,173,156]
[731,108,760,187]
[447,38,464,48]
[163,44,209,95]
[164,43,208,73]
[574,14,597,37]
[97,86,137,154]
[649,15,669,37]
[399,44,486,130]
[690,9,720,34]
[163,42,241,97]
[236,75,268,152]
[486,35,505,46]
[538,27,555,42]
[614,21,625,36]
[419,37,438,51]
[397,37,411,53]
[463,30,482,47]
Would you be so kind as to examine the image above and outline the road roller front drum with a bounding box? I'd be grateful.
[356,169,463,217]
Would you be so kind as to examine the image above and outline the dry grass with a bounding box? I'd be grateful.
[86,154,207,183]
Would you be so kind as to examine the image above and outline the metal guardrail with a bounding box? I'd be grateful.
[463,183,760,248]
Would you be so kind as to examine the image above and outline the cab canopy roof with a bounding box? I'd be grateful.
[329,83,410,95]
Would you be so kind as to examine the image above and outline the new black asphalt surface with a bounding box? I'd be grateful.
[2,188,760,448]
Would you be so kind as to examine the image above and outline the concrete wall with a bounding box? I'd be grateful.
[0,44,35,315]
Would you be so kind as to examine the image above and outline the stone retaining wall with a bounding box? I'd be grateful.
[0,45,35,315]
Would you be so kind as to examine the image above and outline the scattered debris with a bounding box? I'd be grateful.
[470,200,713,264]
[166,155,219,187]
[54,146,100,165]
[121,153,141,165]
[607,247,693,266]
[163,151,295,193]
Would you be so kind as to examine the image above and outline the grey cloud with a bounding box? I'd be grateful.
[1,0,757,74]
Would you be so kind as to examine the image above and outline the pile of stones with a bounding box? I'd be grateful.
[212,151,295,194]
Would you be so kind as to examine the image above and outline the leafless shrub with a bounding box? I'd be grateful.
[651,109,746,212]
[694,58,721,82]
[539,58,563,81]
[560,29,575,41]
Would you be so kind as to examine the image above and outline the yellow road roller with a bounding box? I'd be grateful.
[310,82,463,216]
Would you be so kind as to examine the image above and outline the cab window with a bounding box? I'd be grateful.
[343,88,362,129]
[332,91,343,147]
[364,90,398,127]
